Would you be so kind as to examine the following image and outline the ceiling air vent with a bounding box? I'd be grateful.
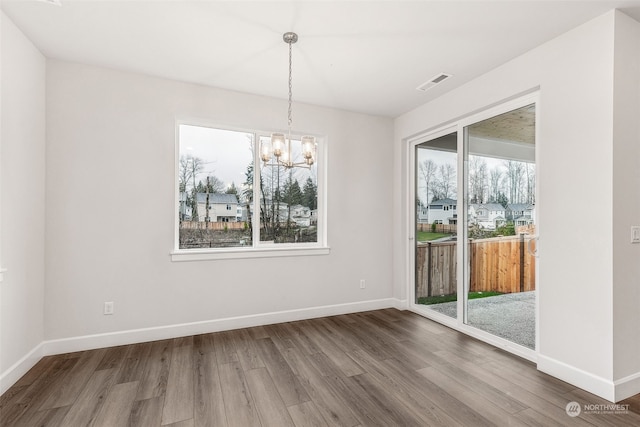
[416,73,452,92]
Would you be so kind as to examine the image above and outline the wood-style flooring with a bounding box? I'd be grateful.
[2,309,639,426]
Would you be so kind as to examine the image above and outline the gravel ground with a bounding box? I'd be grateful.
[427,291,536,349]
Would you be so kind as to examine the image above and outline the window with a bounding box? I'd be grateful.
[174,123,326,260]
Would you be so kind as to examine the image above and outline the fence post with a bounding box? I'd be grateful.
[519,233,525,292]
[427,242,432,297]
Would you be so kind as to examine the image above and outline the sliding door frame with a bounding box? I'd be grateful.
[407,92,540,362]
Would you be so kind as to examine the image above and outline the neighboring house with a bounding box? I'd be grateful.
[181,192,239,222]
[417,203,429,223]
[427,198,457,225]
[469,203,506,229]
[290,204,312,227]
[260,200,313,227]
[506,203,535,226]
[236,205,246,222]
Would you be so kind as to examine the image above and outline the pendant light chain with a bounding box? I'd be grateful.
[287,38,293,139]
[260,32,315,169]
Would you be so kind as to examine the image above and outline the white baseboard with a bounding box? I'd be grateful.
[43,298,399,356]
[614,371,640,402]
[0,342,44,395]
[537,354,616,402]
[392,298,408,310]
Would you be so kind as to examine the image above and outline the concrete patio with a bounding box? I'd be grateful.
[426,291,536,349]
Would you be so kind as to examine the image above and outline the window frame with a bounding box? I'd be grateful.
[171,120,329,261]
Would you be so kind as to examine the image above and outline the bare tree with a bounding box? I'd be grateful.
[419,159,437,205]
[488,167,502,203]
[503,160,525,203]
[433,163,456,200]
[469,156,488,204]
[178,155,205,221]
[525,163,536,204]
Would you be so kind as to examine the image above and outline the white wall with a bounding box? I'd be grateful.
[0,12,46,392]
[612,11,640,398]
[44,61,394,344]
[394,10,640,401]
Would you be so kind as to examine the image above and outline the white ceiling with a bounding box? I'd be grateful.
[3,0,640,118]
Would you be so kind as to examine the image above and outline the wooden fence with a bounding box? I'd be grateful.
[416,234,536,298]
[180,221,246,230]
[416,223,457,233]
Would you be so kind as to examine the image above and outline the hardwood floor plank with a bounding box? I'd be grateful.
[193,333,215,355]
[297,322,364,377]
[322,372,420,427]
[10,356,56,389]
[2,358,78,425]
[512,407,568,427]
[281,347,360,427]
[621,393,640,416]
[417,365,528,426]
[130,396,164,426]
[383,357,495,427]
[117,342,152,384]
[164,419,195,427]
[254,337,310,406]
[194,351,227,427]
[95,345,128,371]
[427,350,529,414]
[136,339,172,401]
[284,322,322,355]
[59,368,117,426]
[245,367,295,427]
[288,401,329,427]
[12,405,70,427]
[214,331,239,365]
[161,345,194,425]
[218,361,260,427]
[345,349,460,427]
[173,336,194,348]
[229,328,266,371]
[247,325,270,340]
[38,348,107,410]
[92,380,139,427]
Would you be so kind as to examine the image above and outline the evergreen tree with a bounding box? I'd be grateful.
[302,177,317,210]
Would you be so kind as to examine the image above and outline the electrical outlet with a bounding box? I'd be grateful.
[632,226,640,244]
[360,279,366,289]
[104,301,114,315]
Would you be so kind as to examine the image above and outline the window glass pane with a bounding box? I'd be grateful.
[415,132,458,318]
[258,136,318,244]
[178,125,253,249]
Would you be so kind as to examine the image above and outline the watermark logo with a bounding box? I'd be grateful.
[566,401,581,417]
[565,401,630,417]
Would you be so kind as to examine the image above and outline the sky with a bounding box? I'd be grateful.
[179,124,316,192]
[179,125,254,190]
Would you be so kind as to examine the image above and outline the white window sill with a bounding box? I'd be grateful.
[170,246,330,262]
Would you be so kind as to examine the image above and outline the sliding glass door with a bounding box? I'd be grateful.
[463,103,537,349]
[414,129,458,319]
[411,96,538,356]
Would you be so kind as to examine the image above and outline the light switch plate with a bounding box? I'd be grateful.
[632,226,640,244]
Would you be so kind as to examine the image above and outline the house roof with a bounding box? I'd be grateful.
[194,193,238,204]
[482,203,505,211]
[507,203,534,211]
[429,198,457,207]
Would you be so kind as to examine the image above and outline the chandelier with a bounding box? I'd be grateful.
[260,32,316,169]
